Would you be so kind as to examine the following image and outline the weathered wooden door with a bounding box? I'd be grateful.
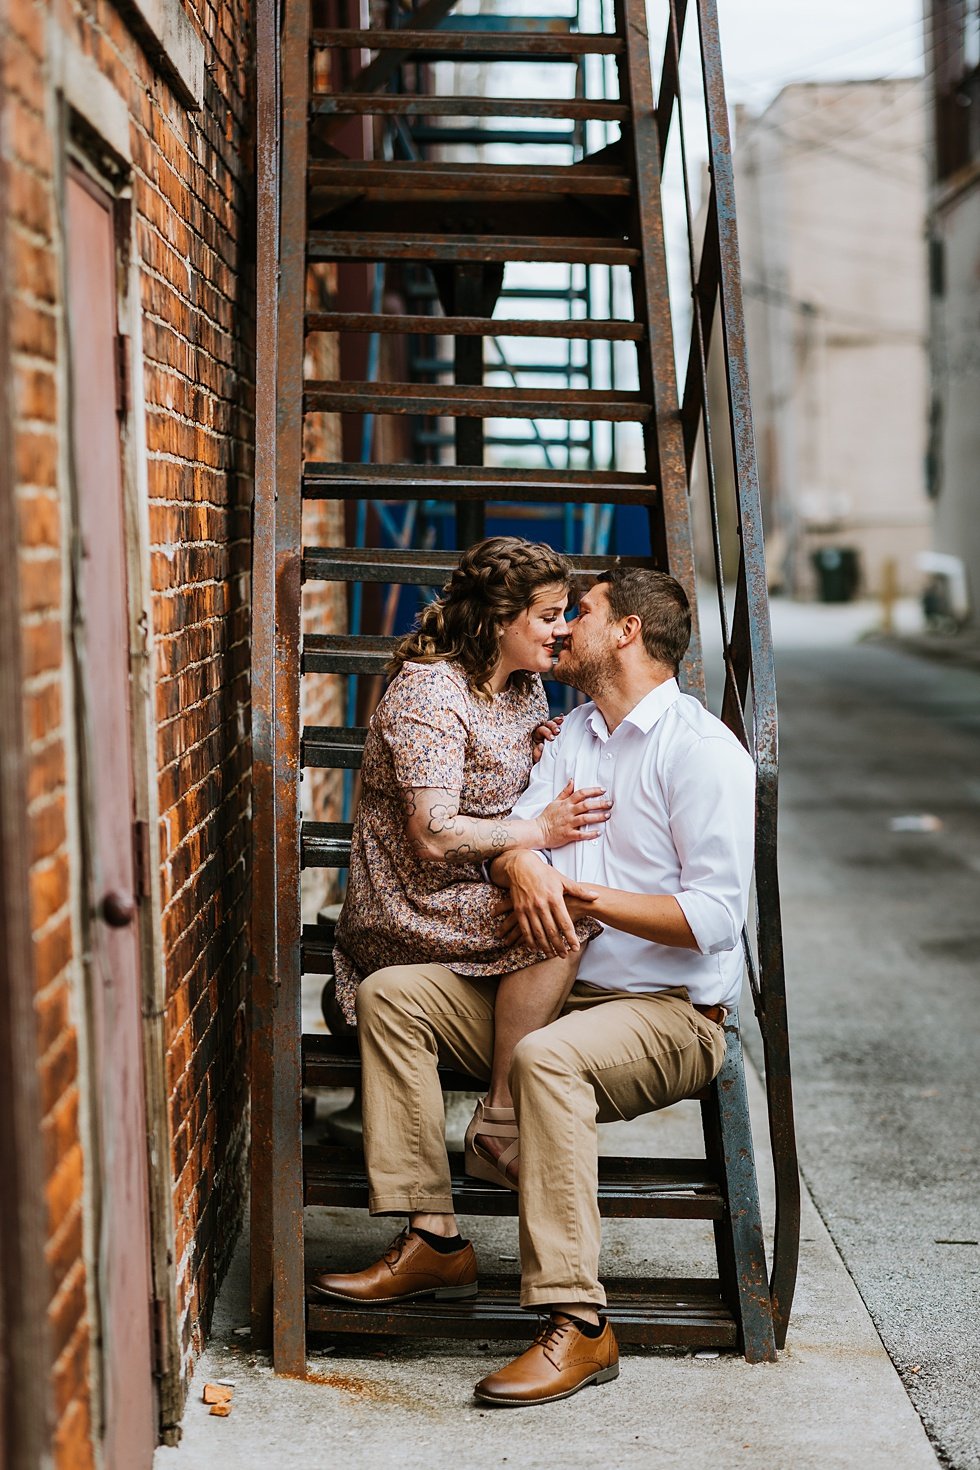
[66,165,157,1468]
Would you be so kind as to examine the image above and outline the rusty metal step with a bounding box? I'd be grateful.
[302,821,352,868]
[415,429,594,449]
[308,160,631,198]
[306,1280,737,1349]
[301,634,396,676]
[301,923,335,975]
[303,1030,489,1089]
[306,233,638,267]
[311,94,629,123]
[410,357,588,377]
[304,312,644,342]
[303,380,650,422]
[407,125,577,146]
[303,546,638,587]
[311,29,624,60]
[301,726,367,769]
[304,1143,725,1220]
[301,461,653,505]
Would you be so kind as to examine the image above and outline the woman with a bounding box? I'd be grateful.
[332,537,611,1189]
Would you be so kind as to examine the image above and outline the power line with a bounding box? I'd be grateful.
[739,112,925,187]
[738,76,930,153]
[741,277,926,341]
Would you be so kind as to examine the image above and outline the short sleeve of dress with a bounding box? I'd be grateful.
[529,675,549,726]
[376,663,470,793]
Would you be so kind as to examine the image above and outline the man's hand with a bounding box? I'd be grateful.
[493,850,599,958]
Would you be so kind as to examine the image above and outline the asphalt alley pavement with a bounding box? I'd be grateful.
[749,598,980,1470]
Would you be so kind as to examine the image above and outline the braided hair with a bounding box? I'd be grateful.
[388,537,573,698]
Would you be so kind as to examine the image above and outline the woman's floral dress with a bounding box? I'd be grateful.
[332,660,599,1025]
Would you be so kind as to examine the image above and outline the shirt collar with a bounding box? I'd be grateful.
[586,678,680,741]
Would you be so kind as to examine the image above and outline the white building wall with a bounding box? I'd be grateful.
[734,80,931,598]
[930,177,980,623]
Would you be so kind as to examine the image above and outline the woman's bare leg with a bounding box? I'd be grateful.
[473,951,582,1182]
[486,951,581,1109]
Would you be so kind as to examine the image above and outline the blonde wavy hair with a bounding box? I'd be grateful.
[388,536,573,698]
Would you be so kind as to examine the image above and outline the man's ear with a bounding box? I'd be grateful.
[618,613,643,647]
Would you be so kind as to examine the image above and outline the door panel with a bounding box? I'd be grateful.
[66,166,156,1469]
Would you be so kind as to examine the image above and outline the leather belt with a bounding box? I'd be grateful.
[693,1003,728,1026]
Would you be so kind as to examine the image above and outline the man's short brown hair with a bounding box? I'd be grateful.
[594,567,691,673]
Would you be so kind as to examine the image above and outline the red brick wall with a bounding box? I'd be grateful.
[5,4,92,1461]
[142,0,255,1368]
[3,0,257,1455]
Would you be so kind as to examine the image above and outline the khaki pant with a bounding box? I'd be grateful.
[355,963,727,1309]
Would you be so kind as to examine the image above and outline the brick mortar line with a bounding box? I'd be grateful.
[131,158,251,250]
[159,793,250,886]
[135,212,249,300]
[142,367,254,413]
[158,779,251,857]
[143,405,251,439]
[161,885,248,969]
[22,673,61,700]
[135,261,254,330]
[29,900,70,950]
[25,783,66,816]
[156,730,250,787]
[159,788,249,890]
[154,690,250,738]
[145,456,254,477]
[130,148,249,237]
[8,215,55,252]
[7,148,54,190]
[153,622,250,656]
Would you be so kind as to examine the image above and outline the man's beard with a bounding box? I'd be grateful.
[554,644,615,699]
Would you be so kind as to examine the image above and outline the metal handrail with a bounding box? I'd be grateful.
[655,0,800,1347]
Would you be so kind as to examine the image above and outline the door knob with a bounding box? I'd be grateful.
[101,889,136,927]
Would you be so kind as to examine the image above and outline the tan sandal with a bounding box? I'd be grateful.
[464,1098,519,1191]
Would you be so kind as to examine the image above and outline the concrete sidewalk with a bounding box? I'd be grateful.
[155,1051,938,1470]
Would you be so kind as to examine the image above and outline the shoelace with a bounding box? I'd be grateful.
[382,1228,411,1266]
[532,1314,574,1363]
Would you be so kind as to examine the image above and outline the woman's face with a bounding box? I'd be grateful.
[496,583,570,678]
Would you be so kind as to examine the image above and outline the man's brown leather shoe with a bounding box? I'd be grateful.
[309,1229,478,1305]
[474,1314,619,1406]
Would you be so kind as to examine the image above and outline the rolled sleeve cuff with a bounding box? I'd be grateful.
[675,890,741,956]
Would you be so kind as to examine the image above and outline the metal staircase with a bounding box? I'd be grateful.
[252,0,800,1377]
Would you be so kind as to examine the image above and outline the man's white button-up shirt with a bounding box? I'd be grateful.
[509,678,756,1011]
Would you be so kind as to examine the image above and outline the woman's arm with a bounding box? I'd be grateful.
[403,782,611,864]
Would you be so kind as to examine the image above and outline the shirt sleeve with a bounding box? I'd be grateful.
[375,665,470,793]
[668,735,756,956]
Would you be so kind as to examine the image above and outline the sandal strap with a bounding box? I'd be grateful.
[480,1102,516,1124]
[474,1117,519,1140]
[496,1138,520,1169]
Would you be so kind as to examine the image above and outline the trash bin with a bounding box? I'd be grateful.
[811,546,860,603]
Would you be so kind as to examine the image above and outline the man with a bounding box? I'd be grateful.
[311,568,756,1407]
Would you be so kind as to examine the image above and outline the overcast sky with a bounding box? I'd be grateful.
[715,0,926,108]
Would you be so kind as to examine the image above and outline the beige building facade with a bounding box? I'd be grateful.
[925,2,980,629]
[733,80,931,599]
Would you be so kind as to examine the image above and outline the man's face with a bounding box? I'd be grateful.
[553,582,621,696]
